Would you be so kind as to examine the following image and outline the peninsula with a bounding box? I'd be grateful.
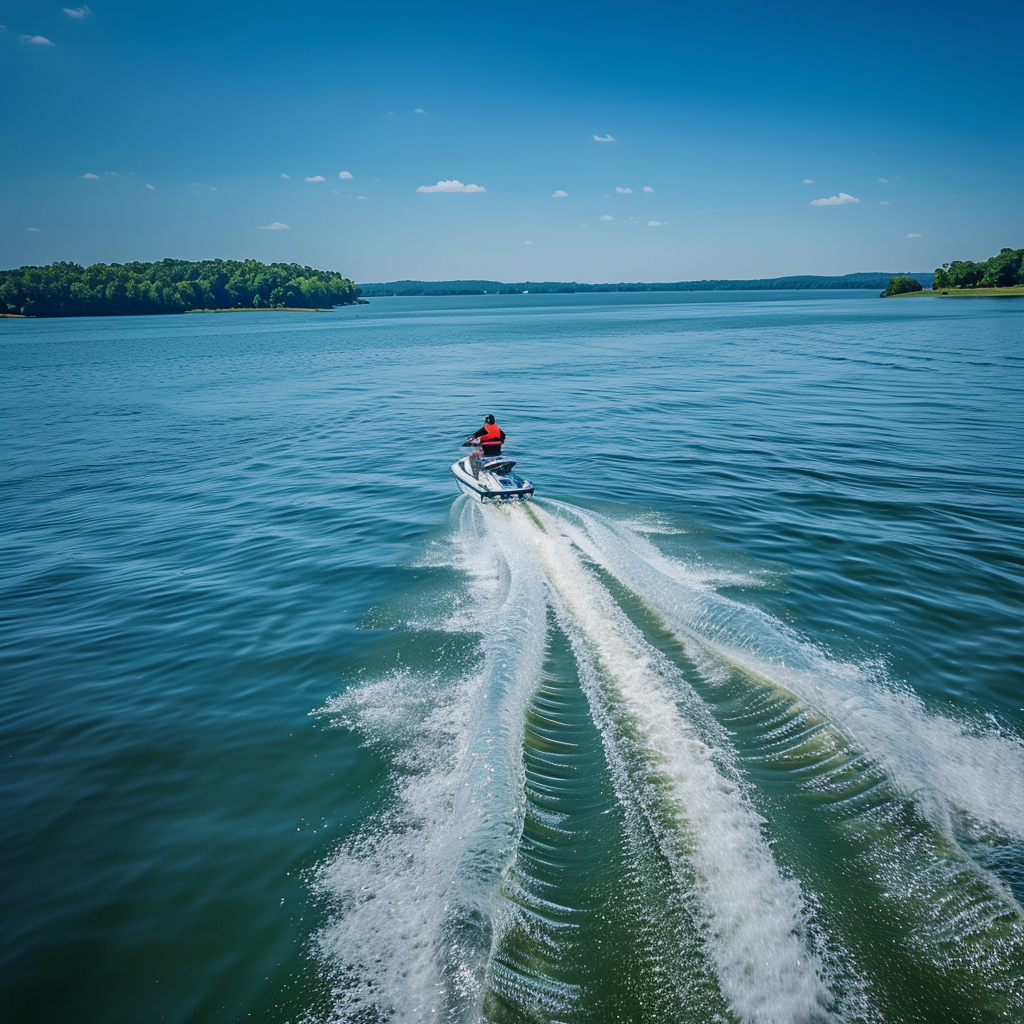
[886,247,1023,297]
[0,259,360,318]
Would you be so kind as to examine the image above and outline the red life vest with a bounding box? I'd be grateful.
[480,422,502,445]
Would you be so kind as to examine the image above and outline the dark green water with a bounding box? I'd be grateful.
[2,292,1022,1023]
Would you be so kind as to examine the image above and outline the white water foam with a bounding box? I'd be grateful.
[548,501,1024,1010]
[551,500,1024,848]
[505,503,838,1024]
[613,510,691,536]
[310,499,549,1023]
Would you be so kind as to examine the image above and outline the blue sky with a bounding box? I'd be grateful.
[1,0,1021,281]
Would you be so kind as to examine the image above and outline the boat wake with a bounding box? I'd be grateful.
[311,501,548,1021]
[310,497,1024,1023]
[548,499,1024,848]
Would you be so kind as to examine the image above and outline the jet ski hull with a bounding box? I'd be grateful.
[451,456,534,501]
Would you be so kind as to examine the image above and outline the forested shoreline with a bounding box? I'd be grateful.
[359,272,932,296]
[0,259,360,317]
[5,250,1018,317]
[932,248,1023,290]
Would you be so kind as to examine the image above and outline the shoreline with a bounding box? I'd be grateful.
[184,306,336,314]
[896,286,1024,298]
[2,302,368,320]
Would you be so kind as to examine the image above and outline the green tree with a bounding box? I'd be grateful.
[980,247,1024,287]
[885,276,923,296]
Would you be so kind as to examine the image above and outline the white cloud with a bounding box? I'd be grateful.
[811,192,859,206]
[26,227,41,232]
[593,134,616,142]
[552,189,568,198]
[878,177,889,183]
[907,232,921,238]
[105,171,117,176]
[281,173,290,179]
[524,240,533,245]
[21,34,54,45]
[305,175,326,182]
[357,195,367,200]
[83,172,99,179]
[332,190,339,194]
[648,220,662,226]
[414,108,427,114]
[643,185,654,192]
[600,214,614,221]
[416,179,485,193]
[258,222,290,230]
[803,179,815,184]
[338,171,352,179]
[145,183,155,190]
[616,186,633,193]
[880,200,890,205]
[63,6,91,18]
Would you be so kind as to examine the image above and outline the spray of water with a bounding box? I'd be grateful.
[545,500,1024,1012]
[311,501,548,1022]
[550,500,1024,847]
[309,495,1023,1022]
[503,502,840,1024]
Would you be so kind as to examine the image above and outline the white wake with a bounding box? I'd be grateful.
[311,501,548,1022]
[550,499,1024,847]
[503,503,839,1024]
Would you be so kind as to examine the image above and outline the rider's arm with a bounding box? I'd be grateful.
[469,427,486,440]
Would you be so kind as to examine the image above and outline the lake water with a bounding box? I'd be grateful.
[2,291,1022,1024]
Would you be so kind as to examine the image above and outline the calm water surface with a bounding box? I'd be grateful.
[2,292,1022,1024]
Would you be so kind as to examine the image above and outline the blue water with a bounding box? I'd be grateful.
[2,291,1022,1024]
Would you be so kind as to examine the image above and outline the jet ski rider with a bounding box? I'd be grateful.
[465,414,506,476]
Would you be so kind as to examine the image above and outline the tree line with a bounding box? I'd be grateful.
[932,247,1023,290]
[0,259,360,317]
[360,272,933,296]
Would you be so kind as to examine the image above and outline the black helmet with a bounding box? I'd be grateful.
[484,414,496,424]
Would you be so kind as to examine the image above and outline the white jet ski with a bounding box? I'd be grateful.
[451,442,534,502]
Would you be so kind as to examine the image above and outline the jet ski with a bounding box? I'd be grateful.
[451,441,535,501]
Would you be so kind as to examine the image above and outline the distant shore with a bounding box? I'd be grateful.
[359,272,935,297]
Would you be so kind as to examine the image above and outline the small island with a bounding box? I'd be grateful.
[885,247,1024,297]
[0,259,360,318]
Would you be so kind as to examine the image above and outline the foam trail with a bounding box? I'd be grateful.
[506,503,837,1024]
[550,500,1024,846]
[311,499,548,1022]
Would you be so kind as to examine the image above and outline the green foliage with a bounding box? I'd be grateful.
[0,258,360,317]
[933,248,1024,290]
[885,275,923,295]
